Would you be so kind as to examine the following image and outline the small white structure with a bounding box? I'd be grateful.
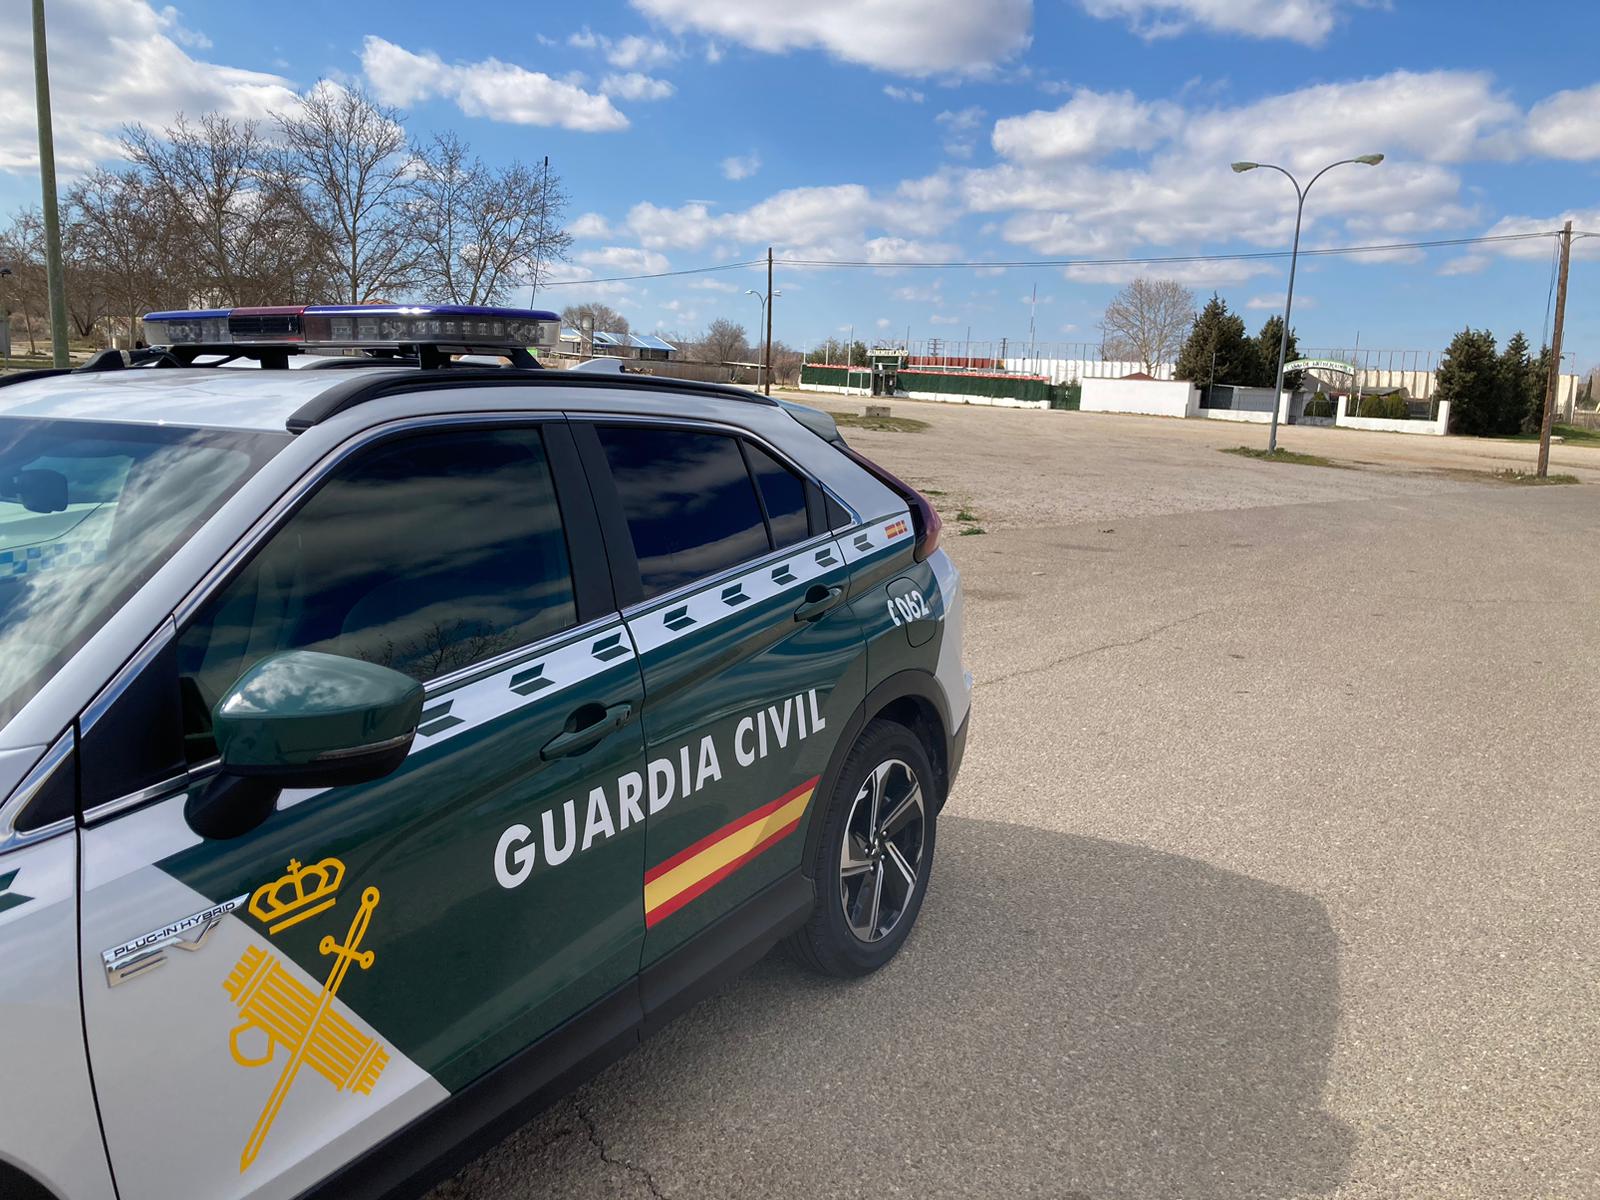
[1079,377,1196,418]
[1335,395,1451,436]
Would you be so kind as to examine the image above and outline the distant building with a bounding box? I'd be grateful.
[558,328,677,361]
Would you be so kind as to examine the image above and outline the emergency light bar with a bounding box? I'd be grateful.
[141,304,561,356]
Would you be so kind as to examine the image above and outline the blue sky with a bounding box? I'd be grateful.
[1,0,1597,368]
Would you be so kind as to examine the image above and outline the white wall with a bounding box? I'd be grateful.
[901,389,1047,410]
[1334,396,1451,436]
[1079,377,1196,417]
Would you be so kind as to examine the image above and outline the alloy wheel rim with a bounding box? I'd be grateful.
[839,758,926,943]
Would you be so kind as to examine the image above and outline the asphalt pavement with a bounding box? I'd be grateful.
[430,402,1600,1199]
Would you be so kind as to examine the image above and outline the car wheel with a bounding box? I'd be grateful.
[789,719,937,976]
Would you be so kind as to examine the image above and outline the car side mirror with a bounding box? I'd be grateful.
[185,650,424,839]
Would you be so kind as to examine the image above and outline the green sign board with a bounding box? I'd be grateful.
[1285,358,1358,375]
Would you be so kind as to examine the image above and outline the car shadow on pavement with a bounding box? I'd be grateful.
[432,816,1354,1200]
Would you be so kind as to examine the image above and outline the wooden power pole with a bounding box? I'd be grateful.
[764,246,774,396]
[1538,220,1574,478]
[32,0,69,368]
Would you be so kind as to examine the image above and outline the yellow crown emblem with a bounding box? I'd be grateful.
[249,857,345,934]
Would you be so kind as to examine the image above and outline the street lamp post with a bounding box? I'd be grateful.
[1232,154,1384,453]
[745,287,780,390]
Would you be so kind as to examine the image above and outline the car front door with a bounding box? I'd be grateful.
[77,420,648,1200]
[576,420,865,969]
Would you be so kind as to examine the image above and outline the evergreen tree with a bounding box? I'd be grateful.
[1523,344,1553,436]
[1436,328,1500,436]
[1174,294,1253,389]
[1253,314,1302,390]
[1497,331,1531,436]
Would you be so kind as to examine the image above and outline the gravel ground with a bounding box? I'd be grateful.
[429,401,1600,1200]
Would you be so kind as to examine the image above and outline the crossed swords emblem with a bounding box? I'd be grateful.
[223,886,387,1173]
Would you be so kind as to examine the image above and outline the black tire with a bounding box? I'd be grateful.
[788,719,938,977]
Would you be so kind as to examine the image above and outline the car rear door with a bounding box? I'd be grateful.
[77,419,648,1200]
[575,418,866,971]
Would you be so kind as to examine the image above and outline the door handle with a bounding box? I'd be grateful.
[541,702,634,761]
[793,584,846,623]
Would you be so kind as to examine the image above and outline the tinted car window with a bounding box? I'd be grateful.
[596,426,769,599]
[179,426,575,760]
[744,442,810,549]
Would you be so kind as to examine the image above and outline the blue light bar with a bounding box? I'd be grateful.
[142,309,232,345]
[140,304,561,353]
[301,305,559,351]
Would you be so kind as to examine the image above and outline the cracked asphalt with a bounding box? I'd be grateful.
[427,402,1600,1199]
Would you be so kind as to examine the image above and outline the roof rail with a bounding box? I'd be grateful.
[285,367,779,434]
[0,367,73,391]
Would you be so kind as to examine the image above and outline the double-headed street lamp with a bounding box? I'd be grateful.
[745,287,780,390]
[1232,153,1384,452]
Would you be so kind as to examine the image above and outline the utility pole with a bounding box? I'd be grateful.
[1537,220,1573,478]
[764,246,774,395]
[32,0,69,368]
[529,155,550,306]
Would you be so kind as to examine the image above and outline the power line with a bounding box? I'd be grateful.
[776,230,1560,270]
[538,230,1572,288]
[539,258,765,287]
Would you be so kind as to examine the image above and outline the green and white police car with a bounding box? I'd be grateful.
[0,305,970,1200]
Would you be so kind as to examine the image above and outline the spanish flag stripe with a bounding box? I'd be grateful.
[645,814,806,928]
[645,776,819,885]
[643,778,819,924]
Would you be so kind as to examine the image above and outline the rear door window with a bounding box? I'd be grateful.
[594,426,769,599]
[743,442,810,549]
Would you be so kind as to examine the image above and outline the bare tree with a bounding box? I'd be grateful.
[123,114,324,305]
[1100,277,1195,373]
[561,302,629,336]
[277,84,415,303]
[695,317,750,364]
[409,133,572,304]
[65,169,175,345]
[0,209,46,355]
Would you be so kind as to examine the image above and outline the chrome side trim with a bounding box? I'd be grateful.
[0,732,76,854]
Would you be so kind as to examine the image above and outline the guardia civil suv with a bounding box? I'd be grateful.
[0,304,970,1200]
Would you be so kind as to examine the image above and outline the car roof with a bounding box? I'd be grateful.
[0,367,412,432]
[0,365,784,435]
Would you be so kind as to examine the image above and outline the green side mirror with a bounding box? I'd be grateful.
[213,649,425,783]
[188,650,423,839]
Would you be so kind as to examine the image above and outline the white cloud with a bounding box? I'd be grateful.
[362,36,628,131]
[577,245,672,275]
[601,73,676,101]
[1525,85,1600,161]
[1064,260,1278,286]
[937,107,987,159]
[689,277,740,292]
[568,212,612,239]
[876,317,894,329]
[992,89,1181,162]
[0,0,297,174]
[1079,0,1356,46]
[721,154,762,180]
[893,283,943,302]
[929,313,962,325]
[1246,292,1313,310]
[608,35,677,69]
[624,177,958,263]
[1476,209,1600,262]
[628,0,1032,77]
[1437,255,1487,277]
[884,85,925,103]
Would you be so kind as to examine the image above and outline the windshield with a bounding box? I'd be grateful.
[0,418,287,730]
